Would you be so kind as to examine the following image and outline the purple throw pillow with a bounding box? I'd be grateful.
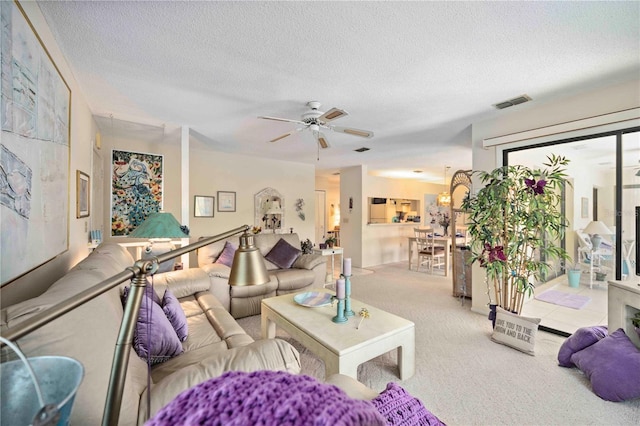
[558,325,608,367]
[215,241,237,267]
[121,283,161,306]
[570,328,640,402]
[371,382,446,425]
[123,286,183,364]
[162,289,188,342]
[265,238,301,269]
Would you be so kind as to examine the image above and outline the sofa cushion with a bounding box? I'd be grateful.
[265,238,301,269]
[123,287,184,364]
[162,290,189,342]
[557,325,608,367]
[144,340,303,423]
[293,253,326,270]
[570,328,640,402]
[215,241,237,267]
[272,268,316,292]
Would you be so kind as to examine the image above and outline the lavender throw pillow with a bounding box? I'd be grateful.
[215,241,237,267]
[122,286,183,364]
[557,325,608,367]
[265,238,301,269]
[371,382,446,425]
[121,283,161,306]
[162,289,188,341]
[570,328,640,402]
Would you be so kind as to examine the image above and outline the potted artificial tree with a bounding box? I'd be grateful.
[461,154,571,316]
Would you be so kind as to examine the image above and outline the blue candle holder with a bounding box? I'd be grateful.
[344,275,355,317]
[332,297,347,323]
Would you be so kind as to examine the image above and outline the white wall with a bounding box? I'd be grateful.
[188,148,316,266]
[470,78,640,314]
[338,165,445,268]
[1,2,98,308]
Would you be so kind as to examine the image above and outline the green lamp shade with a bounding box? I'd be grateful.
[229,233,270,286]
[129,212,188,239]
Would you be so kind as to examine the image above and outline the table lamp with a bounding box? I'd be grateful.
[583,220,612,251]
[129,212,189,272]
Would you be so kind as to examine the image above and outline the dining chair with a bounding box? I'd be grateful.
[414,228,445,274]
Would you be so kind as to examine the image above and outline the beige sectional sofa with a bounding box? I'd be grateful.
[0,242,302,425]
[198,232,327,318]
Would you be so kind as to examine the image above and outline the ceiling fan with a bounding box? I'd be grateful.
[258,101,374,149]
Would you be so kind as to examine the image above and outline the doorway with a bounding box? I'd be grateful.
[506,128,639,335]
[315,190,326,246]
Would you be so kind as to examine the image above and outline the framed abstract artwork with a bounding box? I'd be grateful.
[1,1,71,285]
[111,149,163,236]
[217,191,236,212]
[76,170,90,218]
[194,195,214,217]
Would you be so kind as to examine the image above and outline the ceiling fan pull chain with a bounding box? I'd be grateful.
[317,140,320,161]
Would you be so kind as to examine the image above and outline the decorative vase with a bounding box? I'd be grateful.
[568,270,581,288]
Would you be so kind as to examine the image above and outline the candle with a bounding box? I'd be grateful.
[336,278,345,299]
[343,258,352,276]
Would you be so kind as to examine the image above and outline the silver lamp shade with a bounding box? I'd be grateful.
[229,232,270,286]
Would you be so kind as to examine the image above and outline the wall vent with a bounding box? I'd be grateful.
[354,147,370,152]
[493,94,531,110]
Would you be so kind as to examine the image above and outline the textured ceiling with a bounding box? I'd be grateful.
[37,1,640,182]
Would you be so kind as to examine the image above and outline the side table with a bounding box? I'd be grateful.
[312,246,344,287]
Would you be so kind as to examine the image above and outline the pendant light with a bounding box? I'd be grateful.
[437,166,451,207]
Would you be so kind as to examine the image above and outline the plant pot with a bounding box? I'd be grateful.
[567,270,581,288]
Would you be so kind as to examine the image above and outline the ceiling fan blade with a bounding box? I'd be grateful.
[318,107,348,123]
[268,127,305,143]
[258,115,307,126]
[269,132,293,143]
[314,131,330,149]
[330,125,374,138]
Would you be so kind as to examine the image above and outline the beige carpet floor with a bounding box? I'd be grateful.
[237,262,640,425]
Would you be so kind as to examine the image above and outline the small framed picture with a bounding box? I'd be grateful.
[76,170,90,218]
[217,191,236,212]
[581,197,589,219]
[194,195,214,217]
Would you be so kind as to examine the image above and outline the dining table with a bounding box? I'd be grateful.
[407,234,467,277]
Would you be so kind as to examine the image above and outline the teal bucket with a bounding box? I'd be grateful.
[1,355,83,426]
[568,270,581,288]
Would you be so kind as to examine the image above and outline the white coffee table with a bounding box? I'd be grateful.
[261,289,415,380]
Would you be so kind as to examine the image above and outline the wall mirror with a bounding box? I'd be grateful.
[255,187,284,232]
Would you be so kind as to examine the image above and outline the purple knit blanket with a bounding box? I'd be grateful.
[146,370,386,425]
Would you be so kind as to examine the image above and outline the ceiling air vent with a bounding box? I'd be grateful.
[354,147,370,153]
[493,94,532,110]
